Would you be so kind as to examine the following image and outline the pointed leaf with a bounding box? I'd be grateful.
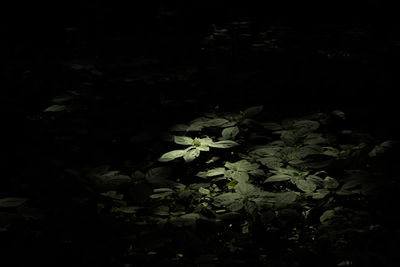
[159,149,187,162]
[231,171,249,183]
[242,105,264,117]
[206,167,226,177]
[174,136,194,145]
[264,174,291,183]
[43,104,66,112]
[320,210,335,224]
[295,179,317,193]
[206,118,230,127]
[209,140,239,148]
[323,176,339,189]
[183,148,200,162]
[221,126,240,140]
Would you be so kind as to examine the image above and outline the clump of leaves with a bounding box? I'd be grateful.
[90,105,396,265]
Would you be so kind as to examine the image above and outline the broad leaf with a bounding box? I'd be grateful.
[183,148,201,162]
[206,167,226,177]
[174,136,193,145]
[272,191,298,207]
[221,126,240,140]
[320,210,335,224]
[242,105,264,118]
[235,182,261,196]
[295,179,316,193]
[311,189,330,199]
[231,171,249,183]
[206,118,230,127]
[257,157,283,169]
[214,192,242,208]
[159,149,187,162]
[209,140,239,148]
[264,174,291,183]
[323,176,339,189]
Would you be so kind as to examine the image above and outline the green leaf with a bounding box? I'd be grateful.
[323,176,339,189]
[183,148,201,162]
[257,157,283,169]
[250,146,281,157]
[306,175,324,187]
[170,213,202,226]
[115,206,141,214]
[221,126,240,140]
[368,140,397,157]
[43,104,66,112]
[304,133,327,145]
[320,210,335,224]
[227,200,244,211]
[236,160,260,171]
[174,136,194,145]
[199,137,214,146]
[197,145,210,151]
[311,189,330,199]
[225,160,259,172]
[214,192,242,208]
[209,140,239,148]
[98,173,132,187]
[295,179,316,193]
[242,105,264,118]
[199,187,211,195]
[145,167,172,186]
[150,191,173,199]
[159,149,187,162]
[0,197,28,208]
[332,110,346,119]
[248,168,266,177]
[272,191,298,206]
[231,171,249,183]
[264,174,291,183]
[206,167,226,177]
[235,182,261,196]
[187,117,209,131]
[206,118,230,127]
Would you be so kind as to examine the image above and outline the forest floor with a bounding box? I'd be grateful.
[1,10,400,266]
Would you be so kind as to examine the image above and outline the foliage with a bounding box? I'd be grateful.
[85,105,398,265]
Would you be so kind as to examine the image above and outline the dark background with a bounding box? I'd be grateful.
[1,1,400,265]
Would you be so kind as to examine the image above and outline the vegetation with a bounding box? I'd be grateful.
[2,6,400,266]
